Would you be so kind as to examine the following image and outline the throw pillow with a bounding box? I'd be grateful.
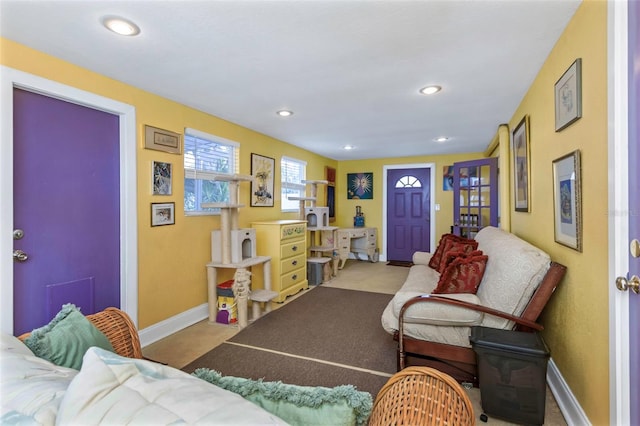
[192,368,373,426]
[428,234,477,271]
[23,303,114,370]
[439,249,483,272]
[436,238,479,273]
[433,252,489,294]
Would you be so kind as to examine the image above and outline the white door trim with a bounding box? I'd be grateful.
[607,1,630,424]
[382,163,436,262]
[0,66,138,332]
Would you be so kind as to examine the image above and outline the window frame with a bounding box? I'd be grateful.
[280,156,307,212]
[183,127,239,216]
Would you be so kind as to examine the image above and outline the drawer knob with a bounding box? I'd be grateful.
[292,246,298,251]
[292,274,297,280]
[292,260,298,266]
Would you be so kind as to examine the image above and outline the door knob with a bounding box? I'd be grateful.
[13,250,28,262]
[616,275,640,294]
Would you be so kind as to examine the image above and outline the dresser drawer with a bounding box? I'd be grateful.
[281,240,304,258]
[280,267,306,290]
[281,253,305,275]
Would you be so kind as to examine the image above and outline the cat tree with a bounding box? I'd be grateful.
[289,180,338,282]
[203,173,276,328]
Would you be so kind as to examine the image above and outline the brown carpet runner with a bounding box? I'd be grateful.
[182,287,397,396]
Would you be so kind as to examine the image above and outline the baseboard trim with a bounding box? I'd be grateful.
[138,303,209,347]
[547,358,591,425]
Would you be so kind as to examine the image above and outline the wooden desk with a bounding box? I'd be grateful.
[336,227,379,269]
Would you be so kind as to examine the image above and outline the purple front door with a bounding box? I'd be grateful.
[386,167,431,263]
[13,89,121,335]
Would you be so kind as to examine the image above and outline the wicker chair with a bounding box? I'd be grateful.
[18,307,143,359]
[368,366,475,426]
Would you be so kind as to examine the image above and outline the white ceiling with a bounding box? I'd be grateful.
[0,0,581,160]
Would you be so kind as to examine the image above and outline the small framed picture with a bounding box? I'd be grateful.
[554,58,582,132]
[512,115,530,212]
[152,161,172,195]
[552,150,582,251]
[144,125,182,154]
[151,202,175,226]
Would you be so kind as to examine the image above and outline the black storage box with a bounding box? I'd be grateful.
[470,326,550,425]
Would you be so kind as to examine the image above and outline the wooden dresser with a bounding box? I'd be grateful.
[252,220,308,302]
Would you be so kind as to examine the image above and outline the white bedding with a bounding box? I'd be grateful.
[1,334,288,425]
[57,347,288,425]
[1,333,77,425]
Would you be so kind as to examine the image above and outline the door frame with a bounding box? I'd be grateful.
[608,0,630,423]
[383,163,436,262]
[0,66,139,333]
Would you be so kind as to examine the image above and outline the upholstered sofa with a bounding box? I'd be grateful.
[381,226,566,384]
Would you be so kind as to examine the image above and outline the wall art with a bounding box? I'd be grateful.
[552,150,582,251]
[151,202,175,226]
[347,172,373,199]
[555,58,582,131]
[512,115,531,212]
[250,153,275,207]
[152,161,172,195]
[144,125,181,154]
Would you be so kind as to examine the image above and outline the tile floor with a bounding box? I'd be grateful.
[144,260,567,425]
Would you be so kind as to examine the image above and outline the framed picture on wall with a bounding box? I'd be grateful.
[152,161,172,195]
[552,150,582,251]
[151,202,175,226]
[250,153,275,207]
[554,58,582,131]
[144,125,182,154]
[512,115,530,212]
[347,172,373,199]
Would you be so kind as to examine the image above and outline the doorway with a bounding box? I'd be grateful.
[383,163,435,263]
[0,67,138,335]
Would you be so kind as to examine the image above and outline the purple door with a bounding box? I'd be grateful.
[628,2,639,422]
[386,167,431,263]
[13,89,121,335]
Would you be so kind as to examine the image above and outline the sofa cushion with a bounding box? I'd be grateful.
[23,303,114,370]
[1,333,78,425]
[436,238,479,273]
[474,226,551,329]
[56,347,287,425]
[433,251,488,294]
[193,368,373,426]
[427,234,476,271]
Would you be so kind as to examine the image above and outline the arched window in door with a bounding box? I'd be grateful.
[394,175,422,188]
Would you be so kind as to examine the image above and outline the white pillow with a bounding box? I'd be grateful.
[57,347,288,425]
[1,333,77,425]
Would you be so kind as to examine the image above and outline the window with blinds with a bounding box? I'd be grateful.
[183,128,239,215]
[281,156,306,212]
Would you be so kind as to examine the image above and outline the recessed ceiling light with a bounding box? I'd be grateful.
[419,85,442,95]
[103,16,140,36]
[343,145,355,150]
[434,137,449,143]
[277,110,293,117]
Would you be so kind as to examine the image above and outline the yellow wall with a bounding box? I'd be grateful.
[0,38,337,329]
[506,2,608,424]
[1,3,611,420]
[335,154,483,253]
